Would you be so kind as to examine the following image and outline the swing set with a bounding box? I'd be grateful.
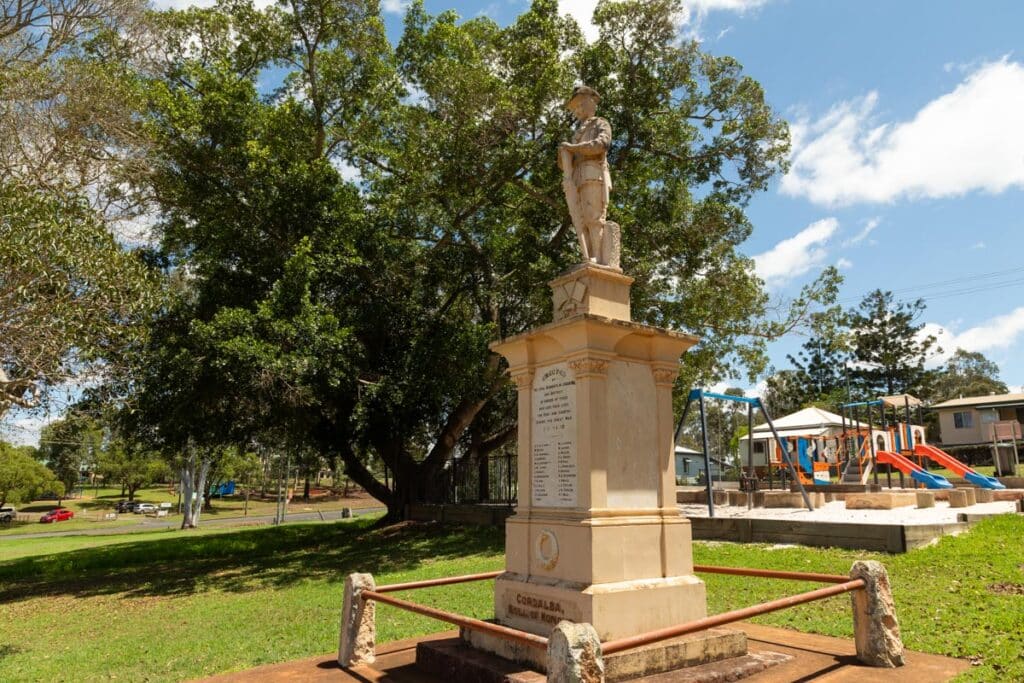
[674,389,813,516]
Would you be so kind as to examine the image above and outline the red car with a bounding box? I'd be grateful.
[39,508,74,523]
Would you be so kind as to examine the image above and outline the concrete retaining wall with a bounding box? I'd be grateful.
[688,517,969,553]
[406,503,513,527]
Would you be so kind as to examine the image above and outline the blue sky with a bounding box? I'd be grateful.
[6,0,1024,445]
[376,0,1024,392]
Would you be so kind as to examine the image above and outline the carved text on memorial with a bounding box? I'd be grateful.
[531,363,578,507]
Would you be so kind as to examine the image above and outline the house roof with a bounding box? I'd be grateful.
[931,393,1024,410]
[739,406,922,440]
[674,445,727,466]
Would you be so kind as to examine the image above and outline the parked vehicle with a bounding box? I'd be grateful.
[115,500,136,513]
[0,507,16,526]
[134,503,157,514]
[40,508,74,523]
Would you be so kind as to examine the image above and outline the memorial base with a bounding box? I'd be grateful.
[459,626,750,681]
[493,572,707,641]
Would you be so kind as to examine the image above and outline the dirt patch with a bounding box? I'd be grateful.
[988,582,1024,596]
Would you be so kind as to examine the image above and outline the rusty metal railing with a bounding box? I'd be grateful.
[693,564,851,584]
[358,565,865,657]
[360,570,548,651]
[374,571,504,593]
[601,577,865,655]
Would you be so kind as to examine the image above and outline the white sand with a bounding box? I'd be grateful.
[678,499,1018,526]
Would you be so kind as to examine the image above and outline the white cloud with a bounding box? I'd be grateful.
[689,0,769,12]
[752,217,839,285]
[330,157,362,183]
[557,0,600,42]
[558,0,768,43]
[842,217,879,247]
[836,257,853,270]
[971,241,986,250]
[922,306,1024,364]
[782,58,1024,206]
[381,0,409,14]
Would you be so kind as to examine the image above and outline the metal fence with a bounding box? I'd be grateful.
[437,453,517,505]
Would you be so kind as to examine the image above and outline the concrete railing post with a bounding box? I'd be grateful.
[849,561,904,667]
[547,621,605,683]
[338,572,376,667]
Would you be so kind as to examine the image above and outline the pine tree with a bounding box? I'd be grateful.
[847,290,938,397]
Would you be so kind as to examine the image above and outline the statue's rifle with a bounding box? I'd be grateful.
[559,145,589,261]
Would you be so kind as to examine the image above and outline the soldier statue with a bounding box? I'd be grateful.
[558,85,620,269]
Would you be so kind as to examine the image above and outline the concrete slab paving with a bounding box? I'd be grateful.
[195,623,970,683]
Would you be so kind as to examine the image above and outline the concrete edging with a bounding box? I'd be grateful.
[687,517,972,553]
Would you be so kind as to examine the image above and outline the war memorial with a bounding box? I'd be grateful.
[337,87,907,682]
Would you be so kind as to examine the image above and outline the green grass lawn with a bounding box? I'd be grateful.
[1,514,1022,682]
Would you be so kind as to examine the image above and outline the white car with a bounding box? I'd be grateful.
[134,503,158,514]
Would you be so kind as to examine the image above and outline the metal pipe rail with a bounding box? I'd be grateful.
[374,571,503,593]
[601,578,866,655]
[361,568,863,658]
[693,564,851,584]
[360,588,549,651]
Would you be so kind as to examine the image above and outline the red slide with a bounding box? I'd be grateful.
[875,451,953,489]
[914,444,1005,489]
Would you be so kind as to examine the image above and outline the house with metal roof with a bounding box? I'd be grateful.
[930,392,1024,447]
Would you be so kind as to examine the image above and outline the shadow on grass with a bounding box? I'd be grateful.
[0,519,503,604]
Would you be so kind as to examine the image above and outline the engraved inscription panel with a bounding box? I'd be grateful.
[505,591,581,628]
[531,363,578,507]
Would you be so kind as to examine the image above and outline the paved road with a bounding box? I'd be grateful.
[0,506,386,541]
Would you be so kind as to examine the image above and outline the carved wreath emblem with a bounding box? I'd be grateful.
[552,280,587,320]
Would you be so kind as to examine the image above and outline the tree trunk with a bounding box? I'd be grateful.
[191,459,211,527]
[181,454,195,529]
[303,471,311,501]
[181,450,212,529]
[478,452,490,502]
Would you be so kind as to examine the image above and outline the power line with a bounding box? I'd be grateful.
[916,277,1024,303]
[838,266,1024,305]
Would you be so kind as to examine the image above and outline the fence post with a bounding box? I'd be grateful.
[849,561,904,667]
[547,621,604,683]
[338,573,376,667]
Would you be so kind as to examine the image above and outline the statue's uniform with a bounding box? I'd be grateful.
[568,116,613,234]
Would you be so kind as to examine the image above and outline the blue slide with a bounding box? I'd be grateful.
[877,451,954,489]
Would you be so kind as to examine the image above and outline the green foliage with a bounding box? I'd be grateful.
[0,442,63,506]
[98,442,171,500]
[0,182,157,417]
[128,0,837,520]
[847,290,938,397]
[38,415,104,496]
[930,349,1008,402]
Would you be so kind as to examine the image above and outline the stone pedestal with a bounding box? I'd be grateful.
[485,263,709,646]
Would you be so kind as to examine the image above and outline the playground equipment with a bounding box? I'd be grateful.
[837,394,1007,490]
[875,450,952,489]
[913,444,1005,489]
[675,389,812,515]
[838,395,941,488]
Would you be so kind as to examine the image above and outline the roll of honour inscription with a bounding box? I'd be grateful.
[530,363,578,507]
